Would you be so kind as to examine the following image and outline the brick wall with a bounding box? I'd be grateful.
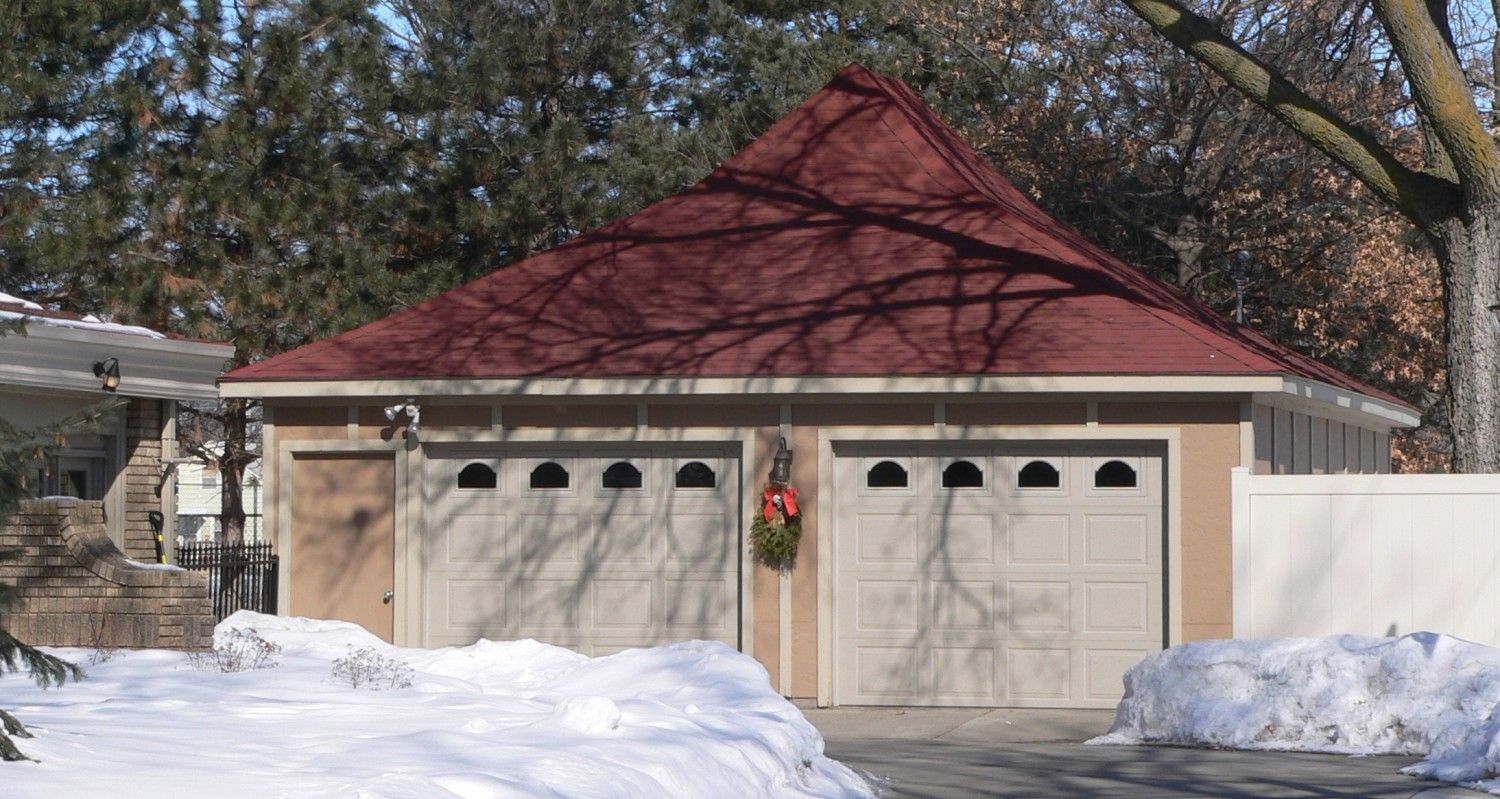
[0,498,213,649]
[123,397,164,562]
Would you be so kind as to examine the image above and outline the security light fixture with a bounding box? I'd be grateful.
[92,357,121,392]
[384,399,421,436]
[770,437,793,487]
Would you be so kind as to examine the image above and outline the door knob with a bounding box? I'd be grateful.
[382,590,394,605]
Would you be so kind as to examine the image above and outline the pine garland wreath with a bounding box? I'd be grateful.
[751,483,803,567]
[749,513,803,567]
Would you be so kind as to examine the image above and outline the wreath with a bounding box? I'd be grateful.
[750,484,802,568]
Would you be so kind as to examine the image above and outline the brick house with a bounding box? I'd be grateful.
[0,293,233,560]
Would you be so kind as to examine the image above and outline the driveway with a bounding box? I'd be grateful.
[805,707,1466,798]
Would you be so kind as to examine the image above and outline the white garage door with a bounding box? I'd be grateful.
[423,445,740,654]
[833,443,1164,707]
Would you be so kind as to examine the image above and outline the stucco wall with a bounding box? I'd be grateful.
[265,397,1246,696]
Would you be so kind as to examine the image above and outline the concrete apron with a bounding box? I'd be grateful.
[804,708,1447,799]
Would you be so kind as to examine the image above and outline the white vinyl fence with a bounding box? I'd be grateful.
[1232,467,1500,646]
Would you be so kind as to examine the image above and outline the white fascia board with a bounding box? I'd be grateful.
[1260,377,1421,430]
[223,372,1419,431]
[221,373,1289,399]
[0,325,233,401]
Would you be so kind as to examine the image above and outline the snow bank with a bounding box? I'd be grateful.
[5,612,873,799]
[1090,632,1500,793]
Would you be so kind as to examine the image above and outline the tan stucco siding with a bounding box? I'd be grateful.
[1252,403,1392,475]
[1098,401,1240,641]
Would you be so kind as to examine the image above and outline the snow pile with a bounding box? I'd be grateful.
[1090,632,1500,793]
[5,612,873,799]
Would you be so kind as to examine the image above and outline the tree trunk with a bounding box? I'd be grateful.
[1439,209,1500,472]
[218,399,249,543]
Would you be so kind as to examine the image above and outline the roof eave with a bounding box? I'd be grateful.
[218,372,1415,429]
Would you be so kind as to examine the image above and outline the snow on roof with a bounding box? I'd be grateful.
[0,293,167,340]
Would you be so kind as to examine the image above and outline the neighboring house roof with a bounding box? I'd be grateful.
[0,292,234,401]
[222,64,1412,412]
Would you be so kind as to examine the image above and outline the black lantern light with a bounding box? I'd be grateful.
[92,357,121,392]
[770,437,793,487]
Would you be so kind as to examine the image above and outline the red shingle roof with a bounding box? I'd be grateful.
[224,64,1410,409]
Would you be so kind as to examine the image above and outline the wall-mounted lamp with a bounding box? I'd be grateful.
[384,399,421,435]
[92,357,121,392]
[770,437,793,487]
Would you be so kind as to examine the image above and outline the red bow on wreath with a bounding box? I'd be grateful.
[762,485,800,522]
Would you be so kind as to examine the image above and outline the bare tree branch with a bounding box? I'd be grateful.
[1370,0,1500,199]
[1117,0,1460,228]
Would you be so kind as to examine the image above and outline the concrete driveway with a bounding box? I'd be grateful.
[805,707,1467,798]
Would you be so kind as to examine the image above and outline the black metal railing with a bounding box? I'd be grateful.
[175,541,279,621]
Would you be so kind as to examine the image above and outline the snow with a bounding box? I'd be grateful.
[0,291,44,310]
[1089,632,1500,793]
[0,308,168,339]
[3,612,873,799]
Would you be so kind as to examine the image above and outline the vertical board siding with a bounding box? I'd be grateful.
[1253,405,1275,474]
[1272,408,1293,475]
[1233,469,1500,644]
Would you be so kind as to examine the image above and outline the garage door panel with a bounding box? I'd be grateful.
[591,513,653,565]
[446,579,507,628]
[934,647,996,699]
[1007,514,1071,564]
[517,578,582,627]
[662,578,733,634]
[446,515,508,564]
[513,513,582,566]
[1084,581,1152,633]
[1007,647,1072,700]
[1084,514,1149,564]
[932,580,995,630]
[933,514,996,564]
[854,646,924,697]
[664,513,733,568]
[855,579,921,631]
[854,514,919,563]
[1006,580,1071,632]
[835,443,1163,707]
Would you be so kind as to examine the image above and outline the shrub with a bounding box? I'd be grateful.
[329,646,413,690]
[187,629,282,673]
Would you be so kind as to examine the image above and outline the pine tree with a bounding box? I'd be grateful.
[0,387,113,761]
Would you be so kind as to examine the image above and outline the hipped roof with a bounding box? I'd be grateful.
[223,64,1410,410]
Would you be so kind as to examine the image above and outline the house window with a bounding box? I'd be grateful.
[602,461,643,489]
[457,463,497,489]
[1017,460,1060,489]
[942,460,984,489]
[866,460,908,488]
[675,461,716,489]
[1094,460,1138,488]
[529,462,570,489]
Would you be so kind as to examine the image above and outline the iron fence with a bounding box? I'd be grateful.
[175,541,279,621]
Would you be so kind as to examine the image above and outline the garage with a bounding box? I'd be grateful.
[832,442,1165,707]
[422,444,741,653]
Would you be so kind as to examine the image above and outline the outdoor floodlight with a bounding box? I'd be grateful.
[93,357,121,392]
